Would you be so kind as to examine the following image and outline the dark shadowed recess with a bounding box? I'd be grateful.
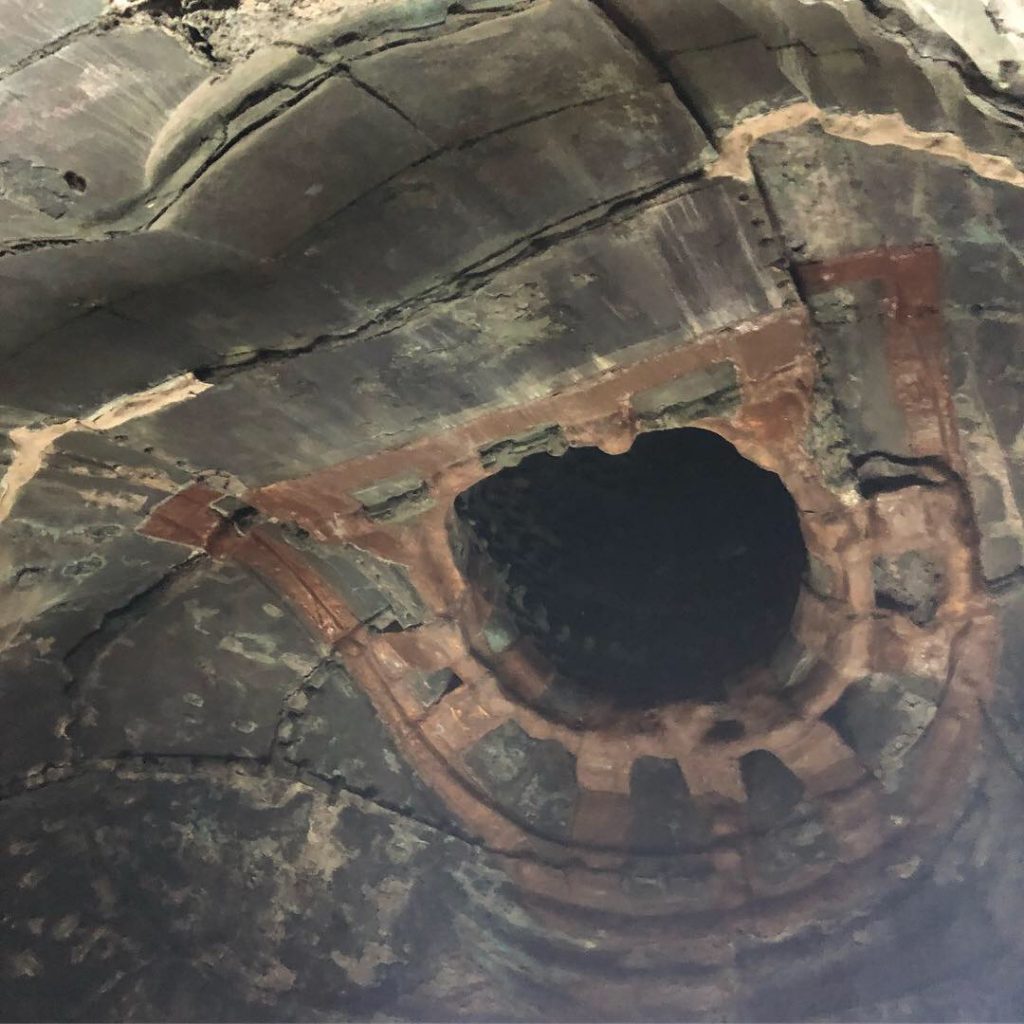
[455,428,808,708]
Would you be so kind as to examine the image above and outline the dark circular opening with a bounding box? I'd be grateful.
[454,427,807,710]
[62,170,87,193]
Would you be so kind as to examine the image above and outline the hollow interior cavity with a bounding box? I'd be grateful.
[454,427,808,708]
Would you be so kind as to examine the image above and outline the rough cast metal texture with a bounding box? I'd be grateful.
[3,0,1024,1021]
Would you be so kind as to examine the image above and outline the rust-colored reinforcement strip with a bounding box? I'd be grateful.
[138,255,992,922]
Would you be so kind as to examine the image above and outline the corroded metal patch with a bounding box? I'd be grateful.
[140,247,996,949]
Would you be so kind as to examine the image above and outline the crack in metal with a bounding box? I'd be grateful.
[190,167,713,383]
[586,0,718,144]
[0,372,211,527]
[0,753,659,876]
[62,555,207,710]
